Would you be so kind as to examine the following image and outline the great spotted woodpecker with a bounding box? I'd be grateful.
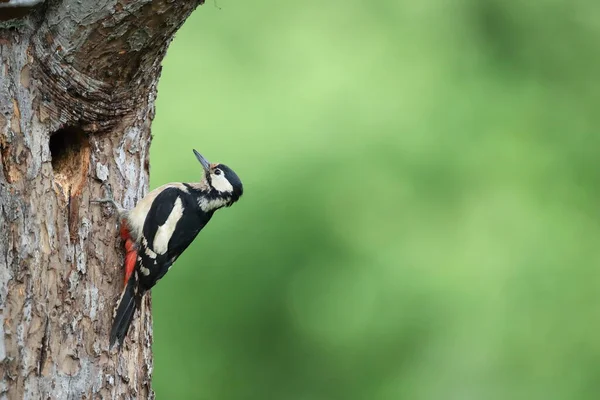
[94,149,243,347]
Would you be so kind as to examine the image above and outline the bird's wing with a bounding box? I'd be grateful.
[138,187,211,288]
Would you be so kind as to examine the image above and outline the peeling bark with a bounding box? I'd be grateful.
[0,1,203,398]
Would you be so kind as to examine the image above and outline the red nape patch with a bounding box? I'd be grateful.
[124,250,137,288]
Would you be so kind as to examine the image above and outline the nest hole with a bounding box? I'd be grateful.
[50,126,90,197]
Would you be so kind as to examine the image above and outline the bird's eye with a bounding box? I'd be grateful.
[214,169,222,176]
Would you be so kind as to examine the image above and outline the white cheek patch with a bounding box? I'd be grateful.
[153,197,184,255]
[198,196,230,212]
[211,173,233,193]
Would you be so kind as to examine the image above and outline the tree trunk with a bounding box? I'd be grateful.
[0,1,203,398]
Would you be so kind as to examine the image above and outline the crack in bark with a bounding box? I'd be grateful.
[37,315,49,376]
[67,189,80,243]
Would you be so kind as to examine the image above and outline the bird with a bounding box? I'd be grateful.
[93,149,243,348]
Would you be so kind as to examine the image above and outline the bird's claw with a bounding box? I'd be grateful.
[92,183,124,214]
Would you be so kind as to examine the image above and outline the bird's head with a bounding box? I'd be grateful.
[194,149,243,208]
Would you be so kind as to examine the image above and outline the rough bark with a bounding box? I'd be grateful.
[0,1,203,398]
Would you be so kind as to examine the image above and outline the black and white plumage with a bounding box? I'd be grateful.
[99,149,243,347]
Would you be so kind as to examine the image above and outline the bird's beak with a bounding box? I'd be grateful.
[193,149,211,176]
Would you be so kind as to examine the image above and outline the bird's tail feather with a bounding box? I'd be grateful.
[110,272,143,348]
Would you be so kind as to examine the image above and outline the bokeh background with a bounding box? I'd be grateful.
[150,1,600,399]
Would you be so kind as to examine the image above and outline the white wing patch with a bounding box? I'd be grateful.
[211,172,234,193]
[153,197,184,255]
[144,247,157,259]
[126,183,188,241]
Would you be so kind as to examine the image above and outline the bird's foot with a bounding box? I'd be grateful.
[92,183,125,215]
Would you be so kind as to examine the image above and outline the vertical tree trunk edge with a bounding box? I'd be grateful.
[0,1,204,398]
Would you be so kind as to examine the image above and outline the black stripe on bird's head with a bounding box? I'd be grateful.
[210,163,243,204]
[193,149,243,206]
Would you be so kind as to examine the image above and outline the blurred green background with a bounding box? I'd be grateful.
[150,1,600,399]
